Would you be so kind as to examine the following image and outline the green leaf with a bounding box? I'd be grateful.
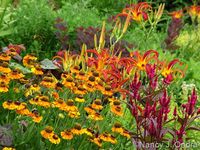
[186,126,200,132]
[9,62,31,74]
[0,29,13,37]
[40,58,59,70]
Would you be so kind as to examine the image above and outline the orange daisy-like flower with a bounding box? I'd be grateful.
[111,122,124,134]
[52,92,59,99]
[121,129,131,139]
[96,80,104,91]
[0,74,10,84]
[9,69,24,80]
[88,112,103,121]
[83,128,94,137]
[61,130,73,140]
[40,75,57,89]
[55,82,63,91]
[52,98,67,110]
[65,100,78,112]
[29,96,40,105]
[90,137,102,147]
[49,134,61,144]
[0,53,11,61]
[87,76,96,86]
[29,110,43,123]
[110,101,123,116]
[13,101,27,110]
[83,83,94,93]
[71,123,84,135]
[91,99,103,110]
[19,77,29,84]
[84,106,96,114]
[102,85,113,97]
[23,54,37,68]
[24,84,40,97]
[16,107,31,116]
[111,106,123,116]
[41,126,54,139]
[107,96,118,102]
[0,81,9,93]
[2,100,15,110]
[31,64,43,75]
[38,95,51,108]
[73,86,87,95]
[2,147,16,150]
[75,71,87,81]
[61,71,69,79]
[92,71,101,81]
[75,95,85,103]
[0,61,11,73]
[99,132,117,144]
[67,110,80,118]
[61,76,75,89]
[30,84,40,91]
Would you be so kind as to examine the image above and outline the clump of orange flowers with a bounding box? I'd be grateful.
[0,40,187,149]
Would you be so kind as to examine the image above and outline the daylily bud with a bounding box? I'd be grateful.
[173,107,177,117]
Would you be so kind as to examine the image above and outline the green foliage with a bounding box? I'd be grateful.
[0,0,14,37]
[57,1,102,32]
[10,0,57,58]
[88,0,131,15]
[175,25,200,61]
[125,27,166,51]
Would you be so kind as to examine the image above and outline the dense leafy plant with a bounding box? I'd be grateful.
[0,0,13,37]
[56,1,102,32]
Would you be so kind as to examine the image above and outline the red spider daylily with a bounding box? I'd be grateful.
[116,2,151,22]
[104,69,129,99]
[169,10,183,19]
[131,50,159,71]
[187,5,200,17]
[161,59,185,84]
[108,54,136,74]
[86,49,111,70]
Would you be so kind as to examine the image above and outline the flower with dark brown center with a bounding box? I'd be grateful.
[41,126,54,139]
[0,53,11,61]
[0,81,9,93]
[65,100,78,112]
[91,99,103,110]
[49,134,61,144]
[112,122,124,134]
[61,130,73,140]
[75,95,85,103]
[0,62,11,73]
[71,123,84,135]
